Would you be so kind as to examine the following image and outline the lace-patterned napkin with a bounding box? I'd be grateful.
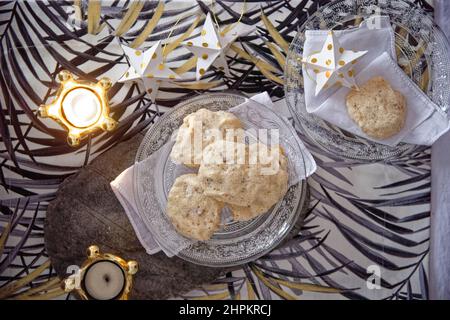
[111,92,316,256]
[303,16,450,146]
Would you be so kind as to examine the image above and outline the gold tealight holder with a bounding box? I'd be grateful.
[39,70,117,147]
[62,245,138,300]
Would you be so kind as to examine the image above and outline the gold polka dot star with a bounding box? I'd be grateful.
[119,40,180,102]
[302,31,367,96]
[182,12,254,81]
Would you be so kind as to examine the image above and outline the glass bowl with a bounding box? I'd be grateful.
[134,92,309,267]
[285,0,450,160]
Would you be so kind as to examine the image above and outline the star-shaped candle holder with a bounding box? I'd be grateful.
[39,70,117,147]
[302,31,368,95]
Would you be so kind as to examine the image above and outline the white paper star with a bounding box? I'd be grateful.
[302,31,367,95]
[182,12,254,80]
[119,40,180,101]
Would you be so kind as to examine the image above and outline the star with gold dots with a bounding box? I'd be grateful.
[182,12,254,80]
[119,40,180,102]
[302,31,367,95]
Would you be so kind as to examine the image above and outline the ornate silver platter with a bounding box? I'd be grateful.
[134,93,308,267]
[285,0,450,160]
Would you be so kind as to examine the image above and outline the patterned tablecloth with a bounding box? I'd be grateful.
[0,0,437,300]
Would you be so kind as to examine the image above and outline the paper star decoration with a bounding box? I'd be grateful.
[302,31,368,95]
[119,40,180,101]
[182,12,254,80]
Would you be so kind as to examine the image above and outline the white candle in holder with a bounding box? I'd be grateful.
[83,260,126,300]
[62,88,102,128]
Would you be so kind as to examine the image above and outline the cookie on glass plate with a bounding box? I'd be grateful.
[228,167,288,221]
[346,76,406,140]
[170,109,242,167]
[198,141,289,221]
[166,174,223,240]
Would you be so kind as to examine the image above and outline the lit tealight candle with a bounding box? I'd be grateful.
[62,88,102,128]
[83,260,126,300]
[39,70,117,147]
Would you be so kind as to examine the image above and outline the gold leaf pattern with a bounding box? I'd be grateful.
[261,11,289,52]
[0,222,10,258]
[274,278,342,293]
[131,1,165,48]
[174,56,198,75]
[87,0,101,34]
[230,44,278,73]
[266,42,286,70]
[19,287,66,300]
[12,277,62,300]
[0,260,52,299]
[251,266,297,300]
[163,15,202,57]
[115,0,145,37]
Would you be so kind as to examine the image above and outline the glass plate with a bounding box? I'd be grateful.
[134,92,308,267]
[285,0,450,160]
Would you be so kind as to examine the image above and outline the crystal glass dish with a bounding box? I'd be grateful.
[134,93,308,267]
[285,0,450,160]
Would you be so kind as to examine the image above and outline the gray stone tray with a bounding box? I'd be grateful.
[44,133,226,299]
[44,133,309,299]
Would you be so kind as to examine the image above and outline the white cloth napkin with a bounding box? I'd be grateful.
[303,16,397,111]
[303,16,450,146]
[111,92,317,256]
[111,159,163,254]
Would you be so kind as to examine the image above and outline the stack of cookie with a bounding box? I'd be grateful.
[167,109,289,241]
